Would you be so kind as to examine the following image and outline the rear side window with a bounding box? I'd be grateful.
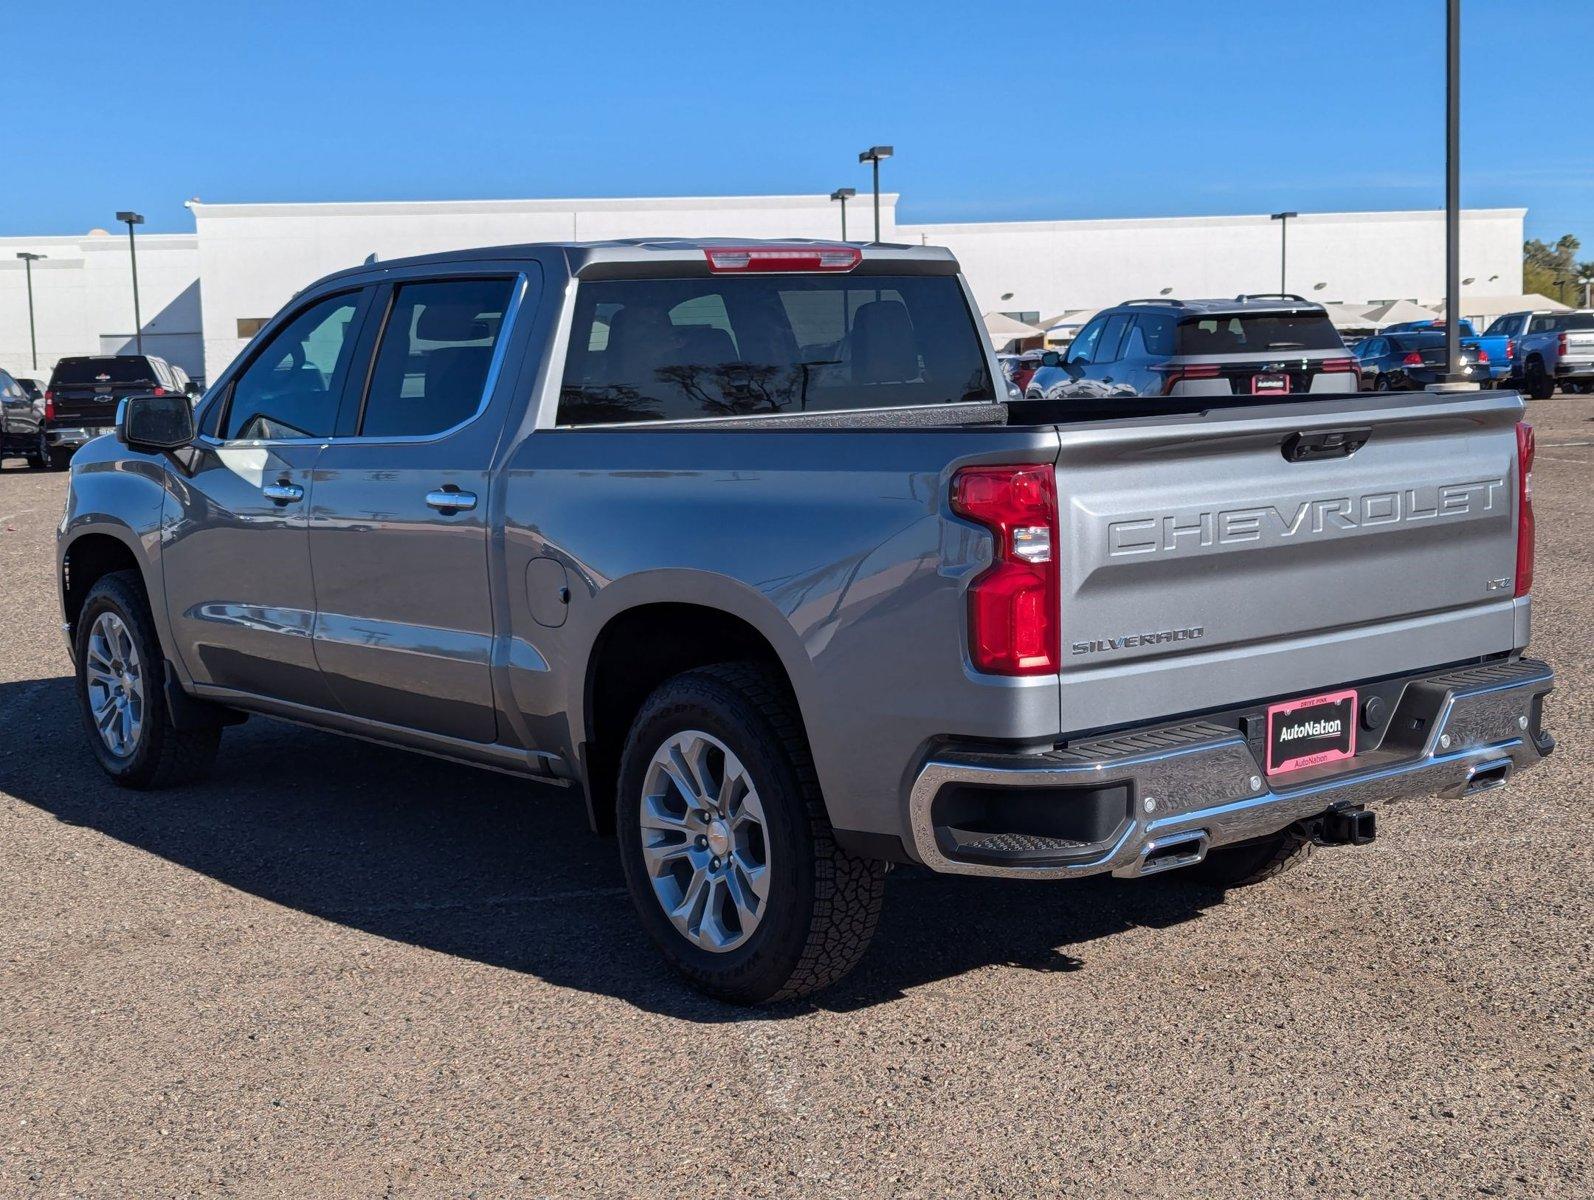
[359,278,515,438]
[557,273,992,425]
[50,357,157,387]
[1558,313,1594,331]
[221,293,361,440]
[1135,313,1176,356]
[1176,312,1343,354]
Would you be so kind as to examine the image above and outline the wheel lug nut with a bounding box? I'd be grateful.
[695,835,707,849]
[711,857,721,870]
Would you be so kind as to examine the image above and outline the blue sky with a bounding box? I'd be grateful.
[7,0,1590,254]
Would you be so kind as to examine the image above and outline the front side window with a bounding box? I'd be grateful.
[1066,318,1106,365]
[1093,313,1132,364]
[222,293,360,440]
[557,273,992,425]
[359,278,515,438]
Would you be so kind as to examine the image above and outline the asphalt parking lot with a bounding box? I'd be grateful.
[1,399,1589,1199]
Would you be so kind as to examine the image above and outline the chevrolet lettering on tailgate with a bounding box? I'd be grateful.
[1108,478,1507,557]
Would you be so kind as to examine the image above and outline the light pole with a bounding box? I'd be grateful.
[1269,211,1297,293]
[857,145,893,244]
[16,252,45,369]
[115,211,145,355]
[1442,0,1462,381]
[829,188,856,241]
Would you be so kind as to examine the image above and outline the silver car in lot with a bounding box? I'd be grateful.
[1026,295,1360,402]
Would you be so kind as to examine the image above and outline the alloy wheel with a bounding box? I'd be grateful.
[84,611,144,757]
[638,729,771,953]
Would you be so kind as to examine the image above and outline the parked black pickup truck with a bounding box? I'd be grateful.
[45,354,190,469]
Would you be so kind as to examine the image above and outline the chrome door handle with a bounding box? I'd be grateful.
[261,482,304,504]
[425,488,478,513]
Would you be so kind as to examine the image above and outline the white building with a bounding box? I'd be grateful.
[0,231,202,380]
[913,207,1527,321]
[3,194,1527,382]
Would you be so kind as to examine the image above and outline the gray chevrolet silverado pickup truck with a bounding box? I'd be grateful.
[57,238,1556,1003]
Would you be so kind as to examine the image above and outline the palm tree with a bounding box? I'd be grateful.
[1577,261,1594,309]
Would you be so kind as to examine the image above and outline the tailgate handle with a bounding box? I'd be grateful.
[1282,427,1371,462]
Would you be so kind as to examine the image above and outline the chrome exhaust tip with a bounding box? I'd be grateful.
[1115,829,1209,878]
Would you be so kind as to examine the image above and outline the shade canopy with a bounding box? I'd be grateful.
[983,312,1044,343]
[1432,293,1574,319]
[1360,299,1442,329]
[1043,309,1098,335]
[1319,302,1379,331]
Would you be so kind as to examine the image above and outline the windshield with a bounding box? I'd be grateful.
[558,274,994,425]
[50,356,157,386]
[1175,312,1344,354]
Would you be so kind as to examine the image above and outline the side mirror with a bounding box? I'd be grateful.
[1041,351,1061,367]
[184,381,202,398]
[117,392,195,452]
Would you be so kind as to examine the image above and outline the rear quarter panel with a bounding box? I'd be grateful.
[499,424,1063,837]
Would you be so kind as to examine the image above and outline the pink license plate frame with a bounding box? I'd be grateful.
[1266,688,1358,776]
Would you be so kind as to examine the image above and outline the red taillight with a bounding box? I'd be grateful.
[951,464,1059,675]
[1402,351,1425,367]
[152,386,166,397]
[1557,332,1568,357]
[703,244,861,273]
[1154,362,1220,395]
[1515,422,1534,597]
[1476,349,1490,364]
[1506,339,1516,360]
[1319,357,1362,385]
[44,394,55,422]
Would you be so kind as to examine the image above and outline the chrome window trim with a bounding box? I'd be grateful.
[547,399,1003,432]
[198,272,530,451]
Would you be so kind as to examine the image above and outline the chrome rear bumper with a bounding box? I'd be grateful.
[47,426,108,448]
[906,658,1555,879]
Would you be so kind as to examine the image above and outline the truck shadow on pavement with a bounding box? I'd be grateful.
[1,676,1222,1021]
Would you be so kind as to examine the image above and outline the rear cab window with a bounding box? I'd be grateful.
[50,357,159,388]
[1175,312,1343,354]
[557,273,993,425]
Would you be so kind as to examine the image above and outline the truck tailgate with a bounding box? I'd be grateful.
[1052,389,1525,728]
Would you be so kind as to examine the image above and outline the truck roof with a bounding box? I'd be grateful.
[317,238,960,286]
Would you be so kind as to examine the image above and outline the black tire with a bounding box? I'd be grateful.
[1525,359,1555,401]
[1373,375,1391,392]
[615,662,886,1004]
[27,432,49,469]
[74,570,221,789]
[49,447,73,471]
[1183,829,1313,889]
